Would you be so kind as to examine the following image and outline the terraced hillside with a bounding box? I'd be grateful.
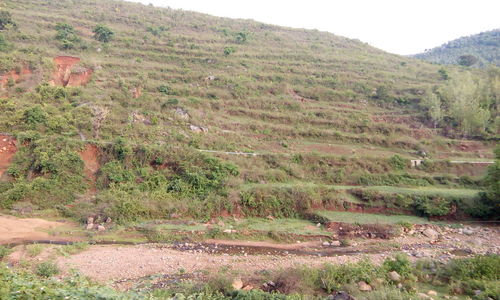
[0,0,498,224]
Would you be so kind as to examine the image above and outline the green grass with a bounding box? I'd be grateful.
[316,211,433,225]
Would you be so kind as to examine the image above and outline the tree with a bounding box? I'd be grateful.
[93,24,114,43]
[0,11,16,30]
[471,146,500,220]
[457,54,478,67]
[439,72,490,136]
[421,90,443,127]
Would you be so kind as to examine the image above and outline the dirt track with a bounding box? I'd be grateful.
[0,215,65,244]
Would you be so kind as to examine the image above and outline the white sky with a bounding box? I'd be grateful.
[127,0,500,55]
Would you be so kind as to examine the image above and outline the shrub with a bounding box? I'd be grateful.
[26,244,44,257]
[383,253,412,278]
[389,155,407,170]
[93,24,114,42]
[23,105,48,126]
[54,23,80,49]
[0,11,16,30]
[35,261,60,278]
[223,46,236,56]
[0,245,12,260]
[319,259,381,292]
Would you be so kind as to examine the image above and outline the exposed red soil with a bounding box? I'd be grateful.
[0,134,17,179]
[131,86,142,98]
[50,56,93,87]
[79,144,100,188]
[0,66,33,89]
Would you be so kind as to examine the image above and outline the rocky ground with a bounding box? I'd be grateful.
[51,224,499,290]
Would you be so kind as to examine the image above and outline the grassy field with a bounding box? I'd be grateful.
[316,211,433,225]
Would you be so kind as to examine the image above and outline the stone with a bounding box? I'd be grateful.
[388,271,402,282]
[357,281,372,291]
[422,228,439,239]
[327,291,358,300]
[427,290,438,296]
[105,217,112,223]
[330,240,341,246]
[322,241,331,246]
[86,223,94,230]
[97,225,106,231]
[232,278,243,290]
[175,108,190,120]
[463,229,474,235]
[242,285,253,291]
[87,217,94,224]
[416,293,431,299]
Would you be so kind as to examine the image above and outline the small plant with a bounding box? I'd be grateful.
[36,261,60,277]
[26,244,44,257]
[223,46,235,56]
[0,11,16,30]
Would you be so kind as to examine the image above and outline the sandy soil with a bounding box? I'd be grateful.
[0,215,65,244]
[58,244,387,284]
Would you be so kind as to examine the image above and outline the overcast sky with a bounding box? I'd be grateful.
[127,0,499,55]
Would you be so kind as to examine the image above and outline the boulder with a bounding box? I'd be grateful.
[463,229,474,235]
[388,271,402,282]
[357,281,372,291]
[86,223,94,230]
[422,228,439,239]
[427,290,438,296]
[97,225,106,232]
[330,240,341,246]
[232,278,243,290]
[327,291,357,300]
[87,217,94,224]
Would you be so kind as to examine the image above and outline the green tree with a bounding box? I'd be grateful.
[421,90,443,127]
[93,24,114,43]
[482,146,500,218]
[439,72,490,136]
[0,11,16,30]
[458,54,479,67]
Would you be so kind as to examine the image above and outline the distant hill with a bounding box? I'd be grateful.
[413,29,500,67]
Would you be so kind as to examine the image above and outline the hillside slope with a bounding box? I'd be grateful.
[0,0,497,222]
[413,29,500,67]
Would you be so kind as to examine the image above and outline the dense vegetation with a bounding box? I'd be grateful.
[414,29,500,68]
[0,0,498,224]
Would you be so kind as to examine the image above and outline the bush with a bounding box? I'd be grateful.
[0,245,12,260]
[93,24,114,42]
[389,155,407,170]
[54,23,80,49]
[35,261,60,278]
[0,11,16,30]
[319,259,381,293]
[224,46,236,56]
[383,253,412,278]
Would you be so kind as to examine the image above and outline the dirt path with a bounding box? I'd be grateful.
[0,215,66,244]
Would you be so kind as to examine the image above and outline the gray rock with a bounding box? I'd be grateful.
[357,281,372,291]
[327,291,358,300]
[232,278,243,290]
[422,228,439,239]
[97,225,106,232]
[86,223,94,230]
[463,229,474,235]
[330,240,341,246]
[388,271,401,282]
